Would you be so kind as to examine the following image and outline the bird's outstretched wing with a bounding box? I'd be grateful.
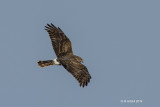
[45,23,73,58]
[61,60,91,87]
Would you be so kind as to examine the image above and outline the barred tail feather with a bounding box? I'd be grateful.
[38,60,54,67]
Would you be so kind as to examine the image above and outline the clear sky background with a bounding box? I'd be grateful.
[0,0,160,107]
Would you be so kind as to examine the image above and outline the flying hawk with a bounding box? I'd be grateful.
[38,23,91,87]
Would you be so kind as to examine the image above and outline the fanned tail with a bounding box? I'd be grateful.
[38,60,54,67]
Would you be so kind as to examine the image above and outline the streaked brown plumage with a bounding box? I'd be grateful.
[38,23,91,87]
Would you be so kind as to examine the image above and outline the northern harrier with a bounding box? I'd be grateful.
[38,23,91,87]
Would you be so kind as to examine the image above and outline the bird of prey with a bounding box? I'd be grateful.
[38,23,91,87]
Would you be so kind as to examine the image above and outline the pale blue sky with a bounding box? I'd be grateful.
[0,0,160,107]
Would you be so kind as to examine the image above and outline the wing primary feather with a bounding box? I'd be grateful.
[45,26,50,29]
[80,82,82,87]
[58,27,63,32]
[47,24,53,28]
[82,81,85,87]
[51,23,56,28]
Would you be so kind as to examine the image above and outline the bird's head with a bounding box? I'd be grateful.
[74,56,83,63]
